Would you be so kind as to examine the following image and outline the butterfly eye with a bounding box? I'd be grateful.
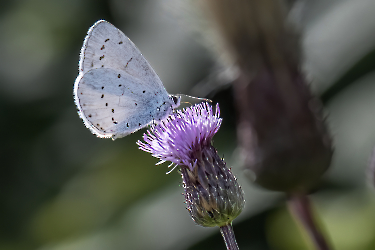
[172,96,179,105]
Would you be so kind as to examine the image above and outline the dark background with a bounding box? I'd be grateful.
[1,0,375,249]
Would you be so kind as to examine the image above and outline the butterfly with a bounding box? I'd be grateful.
[74,20,181,140]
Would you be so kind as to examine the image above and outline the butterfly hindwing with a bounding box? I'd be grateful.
[75,68,174,138]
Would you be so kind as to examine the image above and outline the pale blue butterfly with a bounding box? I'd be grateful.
[74,20,181,140]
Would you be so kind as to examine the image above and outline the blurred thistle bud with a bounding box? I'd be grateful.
[202,0,333,193]
[367,148,375,188]
[137,103,245,228]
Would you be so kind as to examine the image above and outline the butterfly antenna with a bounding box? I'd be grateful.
[177,94,212,103]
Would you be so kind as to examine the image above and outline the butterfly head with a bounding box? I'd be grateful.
[171,95,181,109]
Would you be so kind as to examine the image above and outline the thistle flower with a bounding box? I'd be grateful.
[137,102,245,250]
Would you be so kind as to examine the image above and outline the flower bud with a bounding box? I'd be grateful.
[181,144,244,227]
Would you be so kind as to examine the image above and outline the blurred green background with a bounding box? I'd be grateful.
[1,0,375,249]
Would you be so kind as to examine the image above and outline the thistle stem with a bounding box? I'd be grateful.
[220,223,239,250]
[288,194,331,250]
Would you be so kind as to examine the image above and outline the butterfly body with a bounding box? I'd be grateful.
[74,20,180,139]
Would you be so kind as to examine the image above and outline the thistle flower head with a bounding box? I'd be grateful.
[137,102,245,228]
[137,102,222,171]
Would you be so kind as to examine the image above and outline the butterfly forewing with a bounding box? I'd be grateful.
[79,20,164,88]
